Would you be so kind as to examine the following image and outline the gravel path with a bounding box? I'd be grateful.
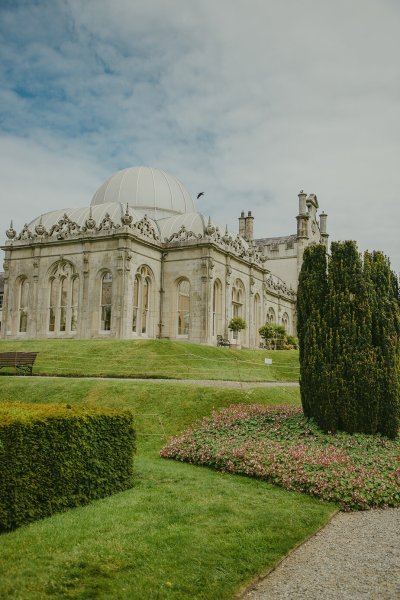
[241,508,400,600]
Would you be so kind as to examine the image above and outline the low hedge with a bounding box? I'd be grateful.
[0,402,135,532]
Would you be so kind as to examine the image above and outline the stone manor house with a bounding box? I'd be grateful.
[0,166,328,347]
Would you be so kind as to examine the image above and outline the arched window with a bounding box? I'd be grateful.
[232,279,245,318]
[267,307,276,324]
[282,312,289,333]
[177,279,190,336]
[49,278,57,332]
[19,278,29,333]
[132,266,153,335]
[71,277,79,331]
[59,277,67,332]
[212,279,223,336]
[132,275,139,332]
[100,272,113,331]
[254,293,261,344]
[48,263,79,333]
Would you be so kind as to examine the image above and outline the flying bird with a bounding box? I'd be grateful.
[197,192,204,199]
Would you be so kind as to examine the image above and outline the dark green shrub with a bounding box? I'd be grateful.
[0,403,135,532]
[297,241,400,438]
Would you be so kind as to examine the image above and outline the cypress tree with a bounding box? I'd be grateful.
[297,240,400,439]
[363,251,400,437]
[297,244,328,422]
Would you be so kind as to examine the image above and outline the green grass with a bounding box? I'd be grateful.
[0,338,299,381]
[162,404,400,511]
[0,378,335,600]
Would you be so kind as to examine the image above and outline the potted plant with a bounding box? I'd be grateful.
[228,317,246,348]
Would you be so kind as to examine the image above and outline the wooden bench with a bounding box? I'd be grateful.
[217,335,231,348]
[0,352,38,376]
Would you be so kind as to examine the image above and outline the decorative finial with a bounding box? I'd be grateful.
[121,203,133,226]
[35,215,47,236]
[85,206,96,230]
[6,220,16,239]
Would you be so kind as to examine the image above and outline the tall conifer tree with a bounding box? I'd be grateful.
[297,241,400,438]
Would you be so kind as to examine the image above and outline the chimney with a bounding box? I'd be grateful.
[298,190,307,215]
[245,210,254,241]
[319,212,329,250]
[238,211,246,237]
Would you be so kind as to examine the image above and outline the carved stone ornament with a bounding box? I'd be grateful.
[82,207,96,231]
[166,224,201,243]
[17,224,33,240]
[132,215,160,240]
[121,204,133,226]
[34,216,47,237]
[49,214,81,239]
[6,221,16,239]
[264,274,295,300]
[52,260,73,279]
[97,212,119,231]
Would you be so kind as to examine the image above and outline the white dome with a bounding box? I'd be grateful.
[91,166,196,218]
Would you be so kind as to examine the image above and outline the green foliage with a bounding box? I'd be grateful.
[0,379,334,600]
[161,403,400,510]
[0,403,135,532]
[259,323,297,349]
[228,317,246,332]
[297,241,400,438]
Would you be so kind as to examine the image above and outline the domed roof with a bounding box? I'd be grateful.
[91,166,196,218]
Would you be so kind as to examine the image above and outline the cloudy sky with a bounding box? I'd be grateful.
[1,0,399,271]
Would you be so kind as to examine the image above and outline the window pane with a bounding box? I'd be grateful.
[178,280,190,335]
[101,273,112,305]
[101,305,111,331]
[132,277,139,332]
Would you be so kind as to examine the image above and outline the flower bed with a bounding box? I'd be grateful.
[160,404,400,510]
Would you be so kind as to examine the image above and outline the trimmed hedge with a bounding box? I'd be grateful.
[0,402,135,532]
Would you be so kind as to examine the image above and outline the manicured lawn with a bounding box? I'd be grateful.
[161,404,400,511]
[0,338,299,381]
[0,378,335,600]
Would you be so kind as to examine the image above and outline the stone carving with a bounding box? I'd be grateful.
[133,215,160,240]
[17,224,33,240]
[49,214,81,239]
[6,221,16,239]
[51,260,73,279]
[82,207,96,231]
[97,213,119,232]
[121,204,133,226]
[166,224,200,243]
[34,216,47,237]
[263,274,295,300]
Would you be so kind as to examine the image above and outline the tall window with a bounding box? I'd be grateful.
[48,263,79,334]
[177,279,190,336]
[49,278,57,332]
[213,279,223,336]
[232,279,245,318]
[132,276,139,332]
[59,278,67,332]
[254,293,261,344]
[132,266,152,335]
[100,272,113,331]
[282,312,289,332]
[71,277,79,331]
[19,279,29,333]
[267,307,276,324]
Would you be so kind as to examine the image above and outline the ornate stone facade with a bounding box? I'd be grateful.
[0,167,328,346]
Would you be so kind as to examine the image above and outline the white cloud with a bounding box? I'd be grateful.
[1,0,399,272]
